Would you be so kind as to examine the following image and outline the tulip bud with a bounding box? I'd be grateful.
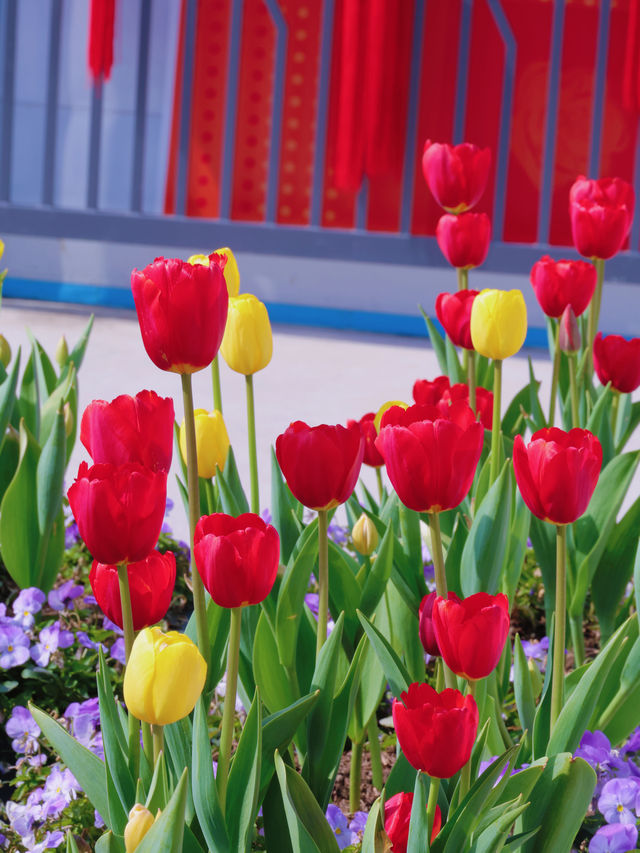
[558,305,581,354]
[418,591,440,657]
[124,804,155,851]
[220,293,272,375]
[374,400,408,433]
[0,334,11,368]
[63,402,74,437]
[179,408,230,479]
[528,657,543,701]
[352,513,378,556]
[470,288,527,361]
[123,627,207,726]
[55,335,69,367]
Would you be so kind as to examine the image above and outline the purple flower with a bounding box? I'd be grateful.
[576,731,615,772]
[423,561,436,590]
[64,520,81,549]
[520,636,550,673]
[6,705,40,755]
[326,805,356,850]
[261,508,272,525]
[304,594,334,636]
[597,777,640,824]
[622,726,640,757]
[94,810,105,829]
[83,594,98,606]
[5,800,36,836]
[328,522,348,546]
[75,631,106,653]
[102,615,123,635]
[12,587,46,628]
[349,811,368,837]
[48,580,84,611]
[110,637,126,665]
[0,623,31,668]
[589,822,639,852]
[30,622,74,667]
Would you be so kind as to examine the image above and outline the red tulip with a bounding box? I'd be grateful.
[530,256,597,319]
[419,592,440,657]
[81,390,174,473]
[275,421,364,511]
[90,550,176,631]
[194,512,280,608]
[569,176,634,260]
[593,332,640,393]
[435,290,480,349]
[436,213,491,269]
[513,428,602,525]
[422,140,491,213]
[347,412,384,468]
[375,402,483,513]
[384,792,441,851]
[392,683,479,777]
[68,462,167,564]
[443,383,493,430]
[558,306,581,354]
[433,592,510,680]
[412,375,450,407]
[131,256,229,373]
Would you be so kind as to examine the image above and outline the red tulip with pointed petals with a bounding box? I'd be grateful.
[593,332,640,393]
[530,256,596,319]
[422,141,491,213]
[435,290,480,349]
[569,176,634,260]
[347,412,384,468]
[384,792,441,851]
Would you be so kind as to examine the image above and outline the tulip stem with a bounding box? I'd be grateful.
[489,359,502,484]
[245,374,260,514]
[457,267,468,291]
[459,680,477,801]
[316,509,330,658]
[468,349,476,413]
[569,615,585,669]
[367,717,383,791]
[350,738,363,813]
[218,605,242,811]
[587,258,605,380]
[426,776,440,841]
[118,561,140,779]
[550,524,567,733]
[212,355,223,412]
[141,721,153,769]
[549,321,560,426]
[181,373,209,663]
[151,724,164,765]
[568,352,580,427]
[375,467,384,504]
[427,512,456,690]
[611,390,620,444]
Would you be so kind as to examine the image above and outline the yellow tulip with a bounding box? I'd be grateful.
[374,400,408,433]
[179,408,229,478]
[220,293,272,375]
[352,513,379,556]
[123,627,206,726]
[124,804,156,851]
[188,246,240,297]
[0,238,4,261]
[470,288,527,360]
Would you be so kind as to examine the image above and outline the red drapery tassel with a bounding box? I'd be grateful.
[88,0,116,81]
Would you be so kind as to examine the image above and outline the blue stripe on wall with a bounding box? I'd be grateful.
[3,275,550,349]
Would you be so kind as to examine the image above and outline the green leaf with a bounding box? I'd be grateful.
[95,831,125,853]
[260,691,320,801]
[513,635,535,746]
[163,716,195,824]
[227,690,262,852]
[616,400,640,453]
[253,610,298,715]
[501,492,530,603]
[460,462,512,596]
[1,421,41,587]
[444,512,468,596]
[513,754,596,853]
[445,335,465,383]
[569,451,640,618]
[217,447,250,515]
[30,703,111,829]
[66,831,81,853]
[191,698,229,853]
[407,771,430,853]
[275,523,318,670]
[274,751,340,853]
[145,751,169,815]
[97,651,135,813]
[361,798,386,853]
[356,610,410,699]
[185,593,230,695]
[0,347,20,455]
[135,768,188,853]
[421,312,448,374]
[328,540,362,651]
[35,406,66,590]
[271,446,301,563]
[502,379,540,439]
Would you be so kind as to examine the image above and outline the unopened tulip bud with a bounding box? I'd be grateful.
[220,293,272,375]
[0,334,11,368]
[63,402,74,437]
[528,657,543,700]
[179,408,230,478]
[55,336,69,367]
[558,305,581,354]
[124,804,155,851]
[352,513,378,555]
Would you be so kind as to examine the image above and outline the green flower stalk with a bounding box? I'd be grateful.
[217,605,242,810]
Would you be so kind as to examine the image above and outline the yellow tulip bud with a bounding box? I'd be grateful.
[220,293,272,375]
[0,238,4,261]
[215,246,240,297]
[469,288,527,360]
[374,400,408,433]
[352,513,379,556]
[63,402,74,438]
[124,804,155,851]
[55,335,69,367]
[123,627,207,726]
[0,334,11,368]
[188,247,240,297]
[179,408,230,478]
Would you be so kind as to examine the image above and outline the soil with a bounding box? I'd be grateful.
[332,744,397,815]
